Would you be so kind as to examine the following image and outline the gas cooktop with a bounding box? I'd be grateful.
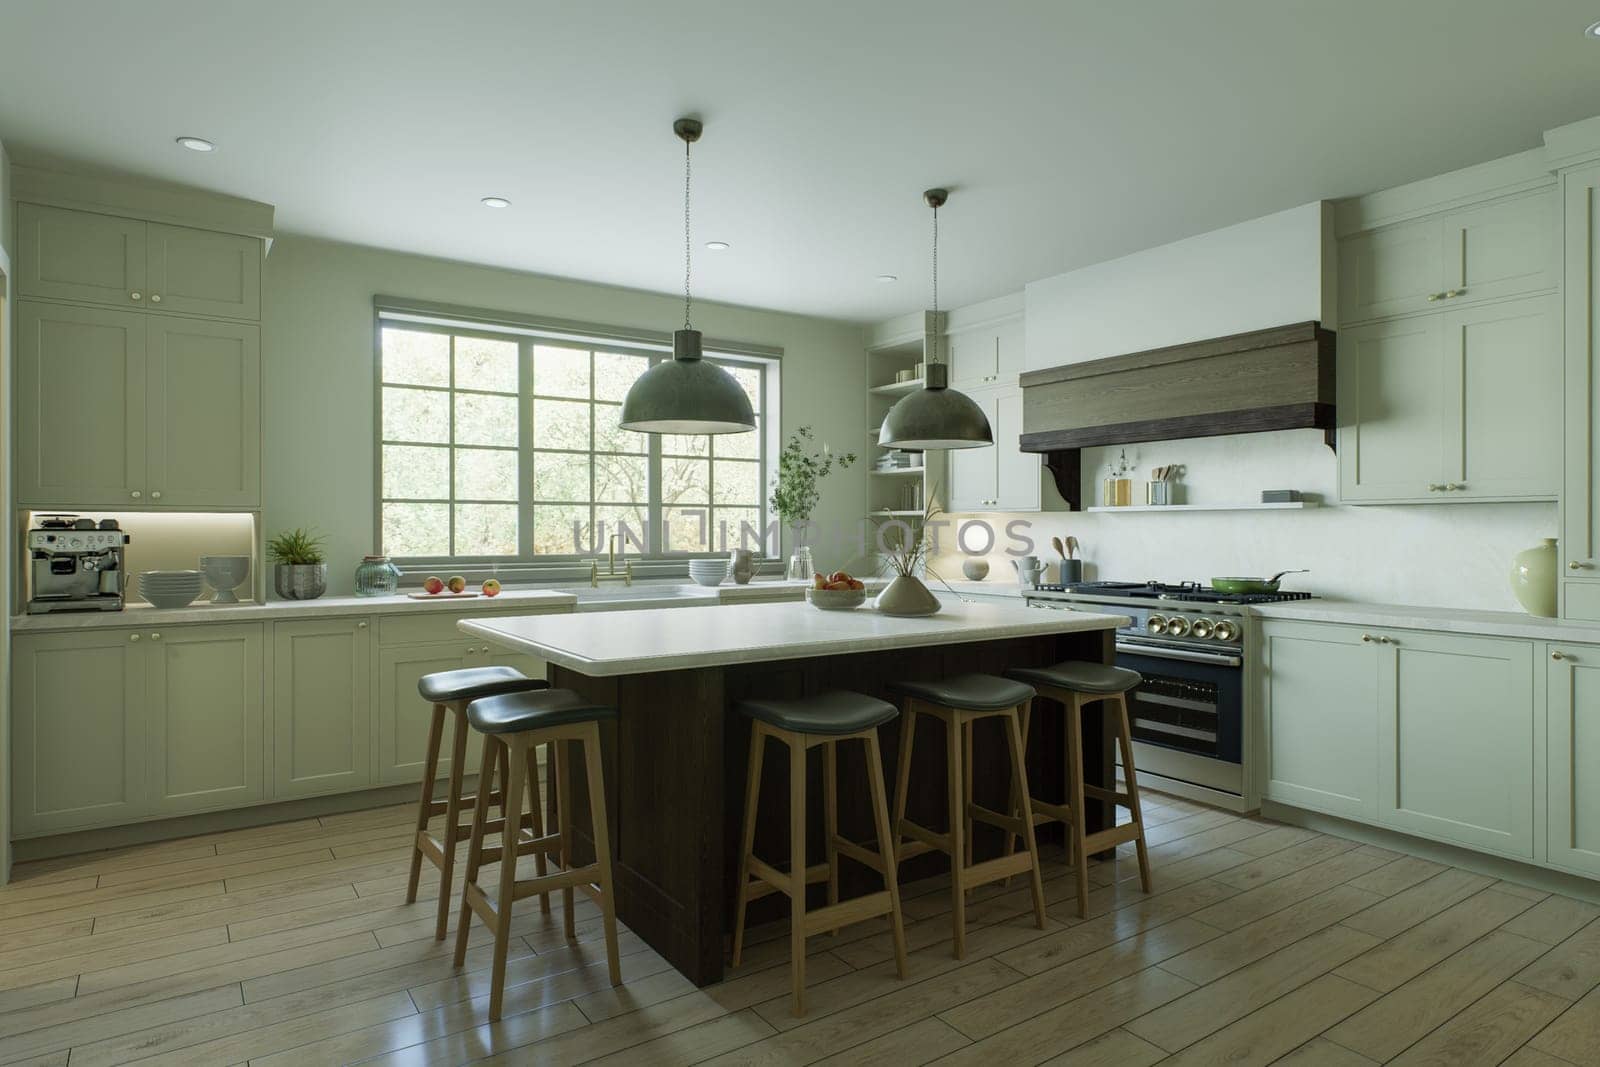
[1028,580,1315,606]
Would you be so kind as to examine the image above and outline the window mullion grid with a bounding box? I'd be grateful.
[447,335,458,557]
[646,352,664,554]
[590,349,599,556]
[519,338,535,561]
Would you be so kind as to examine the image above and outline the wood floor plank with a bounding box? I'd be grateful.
[1340,868,1497,940]
[1503,1047,1584,1067]
[1162,883,1382,986]
[1335,888,1538,993]
[1188,848,1390,932]
[1387,979,1568,1065]
[1528,982,1600,1061]
[1502,897,1600,946]
[810,1016,969,1064]
[0,984,241,1065]
[1040,1026,1168,1066]
[1209,835,1359,891]
[87,880,357,935]
[0,926,230,995]
[1273,1037,1381,1065]
[10,842,218,884]
[583,1007,779,1065]
[0,978,78,1018]
[1157,973,1379,1066]
[1326,929,1553,1062]
[1516,914,1600,1001]
[1346,855,1449,898]
[0,879,225,929]
[1227,825,1319,858]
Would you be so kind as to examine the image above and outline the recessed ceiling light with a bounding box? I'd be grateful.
[175,136,215,152]
[704,240,730,251]
[875,274,899,283]
[481,196,512,208]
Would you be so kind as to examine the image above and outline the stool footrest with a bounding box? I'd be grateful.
[833,837,888,875]
[959,850,1035,890]
[968,802,1027,836]
[802,890,893,937]
[1029,797,1074,824]
[898,819,951,853]
[1083,784,1136,809]
[1081,821,1144,855]
[512,863,601,901]
[745,857,830,901]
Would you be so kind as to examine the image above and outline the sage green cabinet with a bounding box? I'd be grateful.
[1338,295,1559,503]
[1545,644,1600,878]
[1339,189,1556,324]
[947,384,1057,513]
[948,318,1024,388]
[271,618,372,799]
[376,641,478,785]
[1562,164,1600,608]
[146,625,264,816]
[10,631,146,835]
[17,203,260,320]
[1258,621,1380,821]
[16,303,259,509]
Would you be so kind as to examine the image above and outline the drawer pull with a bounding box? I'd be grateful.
[1571,561,1594,570]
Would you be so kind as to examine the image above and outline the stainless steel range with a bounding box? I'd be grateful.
[1022,580,1314,810]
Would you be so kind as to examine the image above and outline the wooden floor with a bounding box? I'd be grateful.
[2,795,1599,1066]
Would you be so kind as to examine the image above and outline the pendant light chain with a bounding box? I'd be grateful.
[684,136,693,330]
[930,198,939,364]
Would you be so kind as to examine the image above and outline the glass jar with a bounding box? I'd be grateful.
[354,555,402,596]
[786,544,814,582]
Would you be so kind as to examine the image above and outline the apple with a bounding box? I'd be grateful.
[482,578,501,597]
[828,570,850,584]
[423,576,445,595]
[847,579,865,590]
[813,573,828,590]
[447,575,467,593]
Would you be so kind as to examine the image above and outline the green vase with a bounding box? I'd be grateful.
[1510,538,1558,618]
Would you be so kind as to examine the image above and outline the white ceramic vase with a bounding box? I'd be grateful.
[1510,537,1558,618]
[875,574,940,617]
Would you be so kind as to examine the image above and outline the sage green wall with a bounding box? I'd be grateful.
[1,136,12,881]
[262,235,869,595]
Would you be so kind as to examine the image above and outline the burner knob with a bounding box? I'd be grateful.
[1191,618,1215,639]
[1146,614,1168,635]
[1213,620,1239,642]
[1166,615,1192,637]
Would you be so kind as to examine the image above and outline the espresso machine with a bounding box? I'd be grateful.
[26,514,132,614]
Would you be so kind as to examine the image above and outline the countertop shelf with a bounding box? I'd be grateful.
[1084,502,1319,513]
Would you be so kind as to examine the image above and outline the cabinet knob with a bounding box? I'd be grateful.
[149,293,162,303]
[129,633,140,642]
[151,491,162,500]
[1553,650,1569,661]
[1571,561,1593,570]
[1446,483,1463,491]
[150,632,161,641]
[1447,288,1466,298]
[130,291,142,301]
[131,490,142,499]
[1379,635,1393,644]
[1361,633,1373,643]
[357,621,368,629]
[1426,292,1444,302]
[1427,484,1444,492]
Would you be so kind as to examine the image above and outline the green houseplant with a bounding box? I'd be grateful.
[268,527,329,600]
[770,427,856,580]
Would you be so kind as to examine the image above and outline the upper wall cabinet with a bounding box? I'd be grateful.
[948,318,1024,389]
[17,203,261,321]
[1338,189,1557,324]
[946,383,1065,513]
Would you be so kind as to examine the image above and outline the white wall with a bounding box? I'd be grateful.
[932,428,1557,612]
[262,236,868,595]
[1024,201,1335,370]
[1,136,13,881]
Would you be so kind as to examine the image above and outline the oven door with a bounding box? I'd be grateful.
[1112,641,1243,765]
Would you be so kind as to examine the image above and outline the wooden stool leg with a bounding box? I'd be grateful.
[406,702,447,904]
[581,723,622,987]
[1002,698,1032,887]
[488,735,527,1022]
[1115,692,1154,893]
[863,729,908,979]
[433,704,471,940]
[453,737,497,967]
[523,742,550,915]
[731,722,766,967]
[1004,707,1048,929]
[945,713,967,959]
[890,706,916,859]
[554,736,576,939]
[788,735,808,1016]
[823,739,839,934]
[962,718,975,890]
[1064,694,1090,919]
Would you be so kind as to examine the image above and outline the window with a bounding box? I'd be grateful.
[378,318,773,563]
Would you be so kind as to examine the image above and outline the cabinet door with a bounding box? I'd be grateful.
[146,223,261,321]
[1547,646,1600,877]
[993,388,1041,511]
[1337,316,1449,502]
[272,618,372,798]
[946,392,999,510]
[995,319,1024,381]
[145,316,261,507]
[1259,621,1380,820]
[947,330,997,387]
[1445,191,1558,306]
[1563,166,1600,587]
[146,625,263,815]
[1379,631,1534,858]
[16,203,147,308]
[16,301,148,507]
[376,642,483,785]
[1446,295,1560,499]
[1338,217,1444,323]
[10,632,145,835]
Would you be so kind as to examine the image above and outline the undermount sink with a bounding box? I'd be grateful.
[564,585,712,611]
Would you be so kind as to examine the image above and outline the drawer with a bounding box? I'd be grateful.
[1565,581,1600,622]
[378,605,566,647]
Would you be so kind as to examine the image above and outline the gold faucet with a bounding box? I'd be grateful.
[590,534,633,587]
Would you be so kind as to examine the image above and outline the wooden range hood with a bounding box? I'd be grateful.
[1018,320,1336,510]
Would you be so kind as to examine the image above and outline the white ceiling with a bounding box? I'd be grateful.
[3,1,1600,323]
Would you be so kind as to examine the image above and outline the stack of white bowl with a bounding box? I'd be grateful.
[139,570,205,609]
[687,558,730,587]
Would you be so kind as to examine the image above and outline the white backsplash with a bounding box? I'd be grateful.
[930,428,1557,612]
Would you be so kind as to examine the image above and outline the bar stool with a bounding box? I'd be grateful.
[405,667,551,941]
[1005,661,1152,918]
[731,690,908,1016]
[453,688,621,1021]
[887,673,1047,959]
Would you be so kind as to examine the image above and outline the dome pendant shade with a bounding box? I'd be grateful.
[618,329,757,434]
[878,363,994,451]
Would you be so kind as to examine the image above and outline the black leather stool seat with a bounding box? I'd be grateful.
[887,672,1035,711]
[737,690,898,735]
[1007,661,1143,694]
[418,666,549,704]
[467,688,616,734]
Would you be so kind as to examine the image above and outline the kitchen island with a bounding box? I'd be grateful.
[461,597,1129,984]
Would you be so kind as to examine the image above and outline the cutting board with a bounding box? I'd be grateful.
[406,591,483,600]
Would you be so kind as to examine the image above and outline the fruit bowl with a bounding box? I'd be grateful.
[805,586,866,611]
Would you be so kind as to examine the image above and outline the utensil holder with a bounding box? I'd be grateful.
[1058,559,1083,584]
[1145,481,1170,506]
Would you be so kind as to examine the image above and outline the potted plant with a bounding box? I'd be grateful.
[268,527,328,600]
[770,426,856,580]
[873,497,942,616]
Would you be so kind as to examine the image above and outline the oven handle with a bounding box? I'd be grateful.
[1115,640,1242,668]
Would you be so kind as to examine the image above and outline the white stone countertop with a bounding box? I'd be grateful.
[459,596,1130,677]
[1249,599,1600,644]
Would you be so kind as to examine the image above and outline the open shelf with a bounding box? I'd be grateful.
[868,379,924,396]
[869,509,925,517]
[871,468,925,477]
[1084,502,1318,513]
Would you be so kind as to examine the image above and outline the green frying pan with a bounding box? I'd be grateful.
[1210,569,1308,594]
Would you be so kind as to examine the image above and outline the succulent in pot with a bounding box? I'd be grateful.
[268,527,328,600]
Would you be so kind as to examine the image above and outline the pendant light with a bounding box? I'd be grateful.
[878,189,993,451]
[620,118,757,435]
